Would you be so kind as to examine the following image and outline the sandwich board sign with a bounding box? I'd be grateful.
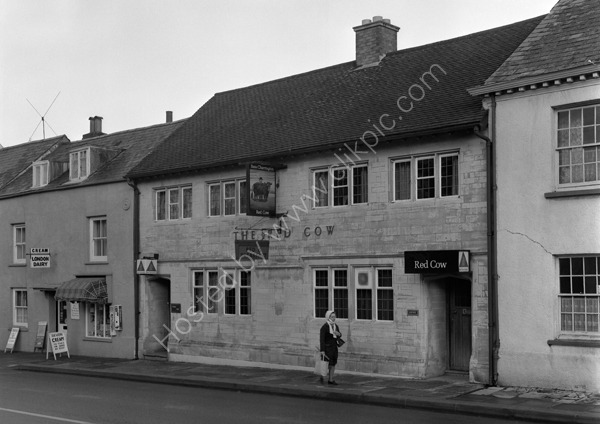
[34,321,48,352]
[4,327,19,353]
[47,331,70,360]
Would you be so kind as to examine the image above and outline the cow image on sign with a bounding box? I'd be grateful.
[46,332,70,360]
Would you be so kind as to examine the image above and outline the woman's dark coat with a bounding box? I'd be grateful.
[320,322,341,366]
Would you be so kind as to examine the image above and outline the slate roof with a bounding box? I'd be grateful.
[128,15,544,180]
[0,135,69,190]
[484,0,600,86]
[0,121,184,198]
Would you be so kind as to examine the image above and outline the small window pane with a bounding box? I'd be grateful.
[313,171,329,207]
[571,109,582,127]
[558,111,569,129]
[352,166,368,204]
[583,107,595,126]
[182,188,192,218]
[156,191,166,220]
[209,185,221,216]
[394,161,411,200]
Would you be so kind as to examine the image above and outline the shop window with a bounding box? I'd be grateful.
[13,224,26,264]
[556,105,600,186]
[393,152,459,201]
[13,289,28,327]
[155,185,192,221]
[89,217,107,262]
[193,269,251,316]
[208,179,247,216]
[559,256,599,333]
[313,268,349,318]
[86,303,110,338]
[312,164,368,208]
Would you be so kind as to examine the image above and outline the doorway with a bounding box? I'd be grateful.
[143,277,171,358]
[448,278,471,371]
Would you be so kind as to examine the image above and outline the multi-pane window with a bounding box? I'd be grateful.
[86,303,110,338]
[557,105,600,185]
[13,224,26,264]
[559,256,599,333]
[70,149,89,181]
[356,267,394,321]
[313,268,349,318]
[193,270,251,316]
[32,161,49,188]
[393,153,459,201]
[155,186,192,221]
[90,217,107,261]
[312,164,368,207]
[209,179,247,216]
[13,289,28,327]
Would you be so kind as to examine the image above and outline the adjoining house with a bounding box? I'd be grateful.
[469,0,600,391]
[1,117,183,358]
[126,15,544,382]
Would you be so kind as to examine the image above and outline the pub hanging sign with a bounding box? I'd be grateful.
[247,163,276,217]
[404,250,470,274]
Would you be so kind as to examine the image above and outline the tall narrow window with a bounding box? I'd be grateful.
[224,271,236,315]
[209,184,221,216]
[90,217,107,261]
[207,271,219,314]
[182,187,193,219]
[332,168,349,206]
[156,190,166,220]
[240,271,251,315]
[32,161,49,188]
[168,188,180,220]
[314,269,329,318]
[193,271,204,313]
[224,182,236,216]
[13,289,28,327]
[239,181,248,214]
[356,268,373,320]
[394,160,411,200]
[333,269,349,319]
[377,269,394,321]
[13,224,26,264]
[417,157,435,199]
[440,154,459,197]
[313,170,329,207]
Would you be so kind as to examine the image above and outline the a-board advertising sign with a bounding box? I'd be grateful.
[34,321,47,351]
[4,328,19,353]
[247,163,276,217]
[30,248,51,268]
[47,331,70,360]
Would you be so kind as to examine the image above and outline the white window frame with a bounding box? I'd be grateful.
[208,179,247,217]
[69,148,90,181]
[89,217,107,262]
[13,289,28,327]
[558,256,599,335]
[393,152,459,201]
[555,104,600,188]
[155,186,192,221]
[32,161,49,188]
[311,163,369,208]
[86,302,110,338]
[13,224,26,264]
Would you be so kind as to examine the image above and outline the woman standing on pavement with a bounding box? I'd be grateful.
[320,310,342,385]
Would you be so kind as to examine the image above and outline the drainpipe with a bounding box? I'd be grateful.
[126,178,141,360]
[474,94,498,386]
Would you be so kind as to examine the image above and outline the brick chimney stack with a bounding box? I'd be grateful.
[353,16,400,67]
[82,116,106,139]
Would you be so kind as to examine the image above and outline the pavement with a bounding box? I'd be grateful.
[2,352,600,424]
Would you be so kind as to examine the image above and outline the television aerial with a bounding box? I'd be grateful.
[27,91,60,141]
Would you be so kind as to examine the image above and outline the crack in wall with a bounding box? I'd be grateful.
[501,229,552,255]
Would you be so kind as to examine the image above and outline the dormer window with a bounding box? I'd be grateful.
[70,148,89,181]
[32,161,49,188]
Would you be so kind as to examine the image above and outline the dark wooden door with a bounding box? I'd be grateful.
[449,279,471,371]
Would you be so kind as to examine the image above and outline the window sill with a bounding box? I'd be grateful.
[547,338,600,348]
[8,264,26,267]
[85,261,109,265]
[83,337,112,343]
[545,188,600,199]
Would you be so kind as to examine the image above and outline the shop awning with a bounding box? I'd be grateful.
[54,277,108,304]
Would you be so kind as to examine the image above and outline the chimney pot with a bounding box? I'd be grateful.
[373,16,383,21]
[362,19,372,25]
[82,116,106,139]
[166,111,173,123]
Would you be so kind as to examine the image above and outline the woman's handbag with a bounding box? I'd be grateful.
[336,338,346,348]
[314,351,328,377]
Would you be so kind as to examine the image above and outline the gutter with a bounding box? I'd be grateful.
[473,94,498,386]
[126,178,141,360]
